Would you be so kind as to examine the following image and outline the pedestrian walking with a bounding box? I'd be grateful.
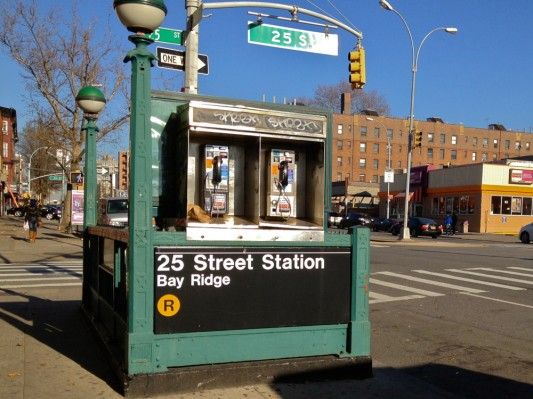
[451,212,458,235]
[24,199,41,243]
[444,213,453,235]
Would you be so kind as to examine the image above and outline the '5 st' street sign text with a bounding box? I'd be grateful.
[147,27,183,46]
[247,22,338,56]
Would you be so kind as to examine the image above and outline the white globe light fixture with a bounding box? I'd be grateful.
[113,0,167,34]
[75,86,106,115]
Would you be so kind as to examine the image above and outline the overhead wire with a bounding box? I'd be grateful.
[303,0,358,31]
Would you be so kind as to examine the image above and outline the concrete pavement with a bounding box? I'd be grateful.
[2,215,521,398]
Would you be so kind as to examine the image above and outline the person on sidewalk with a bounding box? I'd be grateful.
[24,199,41,243]
[444,213,453,235]
[451,212,458,235]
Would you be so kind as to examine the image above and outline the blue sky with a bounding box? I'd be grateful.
[1,0,532,154]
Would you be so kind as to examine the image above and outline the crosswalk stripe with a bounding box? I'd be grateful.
[369,292,424,304]
[374,271,486,293]
[413,270,525,291]
[0,277,80,282]
[460,292,533,309]
[0,262,82,267]
[468,268,533,278]
[370,278,444,296]
[0,271,81,277]
[446,269,533,286]
[0,265,82,270]
[508,267,533,272]
[0,283,82,289]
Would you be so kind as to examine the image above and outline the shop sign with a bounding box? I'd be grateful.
[509,169,533,185]
[154,247,350,334]
[71,190,84,225]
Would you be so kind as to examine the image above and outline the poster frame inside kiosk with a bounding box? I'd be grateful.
[83,91,370,392]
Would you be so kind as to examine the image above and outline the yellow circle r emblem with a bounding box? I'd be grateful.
[157,294,181,317]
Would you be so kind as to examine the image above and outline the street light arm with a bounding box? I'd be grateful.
[415,27,448,69]
[386,7,415,70]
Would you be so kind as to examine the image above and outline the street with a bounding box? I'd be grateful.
[0,218,532,398]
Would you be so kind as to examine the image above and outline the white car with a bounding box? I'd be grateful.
[519,222,533,244]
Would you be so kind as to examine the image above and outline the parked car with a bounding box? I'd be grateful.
[338,213,373,229]
[6,206,27,217]
[41,204,62,220]
[391,217,443,238]
[519,222,533,244]
[98,197,128,227]
[327,212,343,228]
[371,217,396,232]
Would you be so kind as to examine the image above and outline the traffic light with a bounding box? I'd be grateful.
[348,46,366,89]
[413,131,423,148]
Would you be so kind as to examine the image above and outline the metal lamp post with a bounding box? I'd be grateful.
[113,0,167,352]
[379,0,457,239]
[76,86,106,228]
[28,146,51,197]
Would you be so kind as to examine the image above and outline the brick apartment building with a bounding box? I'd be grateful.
[332,93,532,184]
[1,106,18,212]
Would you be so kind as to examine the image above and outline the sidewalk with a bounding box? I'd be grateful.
[370,230,520,245]
[0,216,464,399]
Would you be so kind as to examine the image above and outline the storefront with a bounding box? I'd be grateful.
[380,161,533,233]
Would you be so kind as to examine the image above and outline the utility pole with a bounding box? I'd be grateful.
[184,0,201,94]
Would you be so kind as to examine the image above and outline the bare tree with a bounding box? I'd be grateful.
[298,81,390,115]
[0,0,129,230]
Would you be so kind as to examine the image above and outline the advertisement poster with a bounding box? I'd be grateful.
[71,190,84,225]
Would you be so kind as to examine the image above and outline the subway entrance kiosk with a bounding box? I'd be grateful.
[83,92,371,396]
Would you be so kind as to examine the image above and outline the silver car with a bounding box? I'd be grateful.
[519,222,533,244]
[98,198,128,227]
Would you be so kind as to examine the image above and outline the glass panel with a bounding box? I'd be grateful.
[523,198,532,215]
[459,196,468,214]
[453,197,460,213]
[468,196,475,214]
[439,197,445,215]
[491,196,501,214]
[445,197,453,213]
[511,197,522,215]
[501,197,511,215]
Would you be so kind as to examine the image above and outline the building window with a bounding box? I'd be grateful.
[451,150,457,160]
[397,160,402,168]
[526,142,530,151]
[359,173,366,182]
[337,140,343,150]
[439,149,445,159]
[472,152,477,161]
[481,152,487,161]
[373,159,379,169]
[373,127,380,138]
[360,126,367,137]
[346,173,350,181]
[427,148,433,158]
[347,141,351,148]
[372,143,379,153]
[337,157,342,166]
[428,133,434,143]
[482,137,488,147]
[490,196,533,215]
[359,158,366,168]
[464,136,468,143]
[371,175,379,183]
[2,142,8,157]
[515,141,522,150]
[472,137,478,146]
[337,173,342,181]
[347,157,351,164]
[2,121,7,134]
[359,143,366,153]
[493,139,498,148]
[440,133,446,144]
[337,124,343,134]
[451,135,457,145]
[492,153,497,160]
[504,140,510,149]
[386,129,393,139]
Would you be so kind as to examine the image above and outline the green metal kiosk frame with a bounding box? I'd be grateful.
[82,91,371,395]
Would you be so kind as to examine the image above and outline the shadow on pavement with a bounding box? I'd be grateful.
[0,288,121,394]
[270,363,533,399]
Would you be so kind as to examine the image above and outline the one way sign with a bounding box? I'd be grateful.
[156,47,209,75]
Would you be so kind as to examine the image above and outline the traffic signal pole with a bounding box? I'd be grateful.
[184,1,364,94]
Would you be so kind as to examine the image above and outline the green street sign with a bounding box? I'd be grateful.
[147,27,183,46]
[247,22,338,56]
[48,175,63,181]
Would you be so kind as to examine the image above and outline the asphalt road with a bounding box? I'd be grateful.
[369,235,533,399]
[1,218,532,398]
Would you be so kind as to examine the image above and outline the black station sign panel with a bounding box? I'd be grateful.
[154,247,351,334]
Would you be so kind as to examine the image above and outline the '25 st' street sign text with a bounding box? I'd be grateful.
[247,22,338,56]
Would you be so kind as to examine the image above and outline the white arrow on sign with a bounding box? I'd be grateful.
[100,167,108,175]
[156,47,209,74]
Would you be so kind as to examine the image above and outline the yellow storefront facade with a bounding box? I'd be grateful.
[381,161,533,234]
